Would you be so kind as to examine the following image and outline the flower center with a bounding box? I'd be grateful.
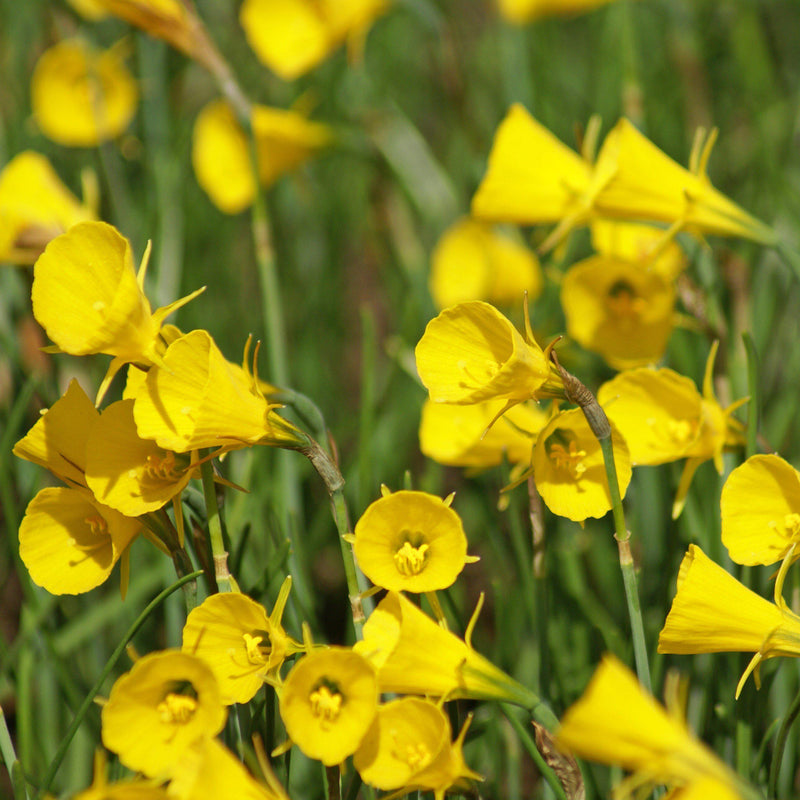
[546,433,587,480]
[309,682,343,728]
[84,514,109,537]
[394,540,430,576]
[145,450,181,481]
[391,730,432,771]
[457,358,499,390]
[605,280,646,322]
[157,693,198,724]
[242,631,271,665]
[666,419,696,447]
[768,513,800,543]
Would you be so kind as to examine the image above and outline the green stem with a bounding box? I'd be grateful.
[776,241,800,286]
[0,703,28,800]
[36,571,203,799]
[742,332,760,459]
[199,456,231,592]
[769,678,800,799]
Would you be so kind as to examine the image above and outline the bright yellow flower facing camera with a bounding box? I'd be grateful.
[533,407,631,522]
[31,39,138,147]
[192,99,332,214]
[182,578,304,704]
[429,218,542,310]
[658,544,800,699]
[721,454,800,567]
[352,487,479,593]
[354,697,482,800]
[557,654,742,798]
[0,151,97,263]
[279,647,378,766]
[101,650,227,778]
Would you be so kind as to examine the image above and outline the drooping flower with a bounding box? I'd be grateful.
[132,329,307,454]
[498,0,622,24]
[471,105,608,250]
[352,488,479,593]
[101,650,227,778]
[721,454,800,567]
[658,544,800,698]
[0,151,97,263]
[192,99,332,214]
[428,217,542,310]
[239,0,391,81]
[354,697,482,800]
[419,397,546,469]
[31,39,138,147]
[353,591,540,710]
[31,221,204,402]
[18,486,141,595]
[596,344,746,518]
[415,300,565,411]
[532,407,631,522]
[557,654,744,798]
[593,119,776,245]
[181,578,303,704]
[279,647,378,766]
[85,399,196,517]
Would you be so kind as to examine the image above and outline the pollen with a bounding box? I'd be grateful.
[242,632,270,664]
[84,514,109,536]
[548,440,587,479]
[393,540,430,576]
[390,730,432,771]
[157,692,198,724]
[309,684,342,727]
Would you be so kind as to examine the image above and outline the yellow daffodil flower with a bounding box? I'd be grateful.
[658,544,800,699]
[721,454,800,567]
[279,647,378,766]
[419,397,546,469]
[557,654,743,798]
[168,738,289,800]
[354,591,539,709]
[561,253,676,369]
[533,407,631,522]
[591,219,687,280]
[19,486,141,595]
[85,399,196,516]
[239,0,390,81]
[352,488,479,592]
[593,119,776,245]
[429,217,542,310]
[101,650,227,778]
[132,329,306,454]
[498,0,621,24]
[31,221,204,403]
[415,300,565,415]
[31,39,138,147]
[0,151,97,263]
[354,697,482,800]
[597,344,746,518]
[182,578,303,704]
[192,99,332,214]
[72,751,170,800]
[471,105,609,250]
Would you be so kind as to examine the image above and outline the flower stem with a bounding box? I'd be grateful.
[199,455,232,592]
[768,675,800,798]
[0,703,28,800]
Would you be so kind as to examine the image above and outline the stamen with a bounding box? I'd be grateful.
[309,684,342,727]
[157,693,198,724]
[394,541,430,576]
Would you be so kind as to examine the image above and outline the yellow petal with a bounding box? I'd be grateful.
[590,220,687,280]
[498,0,620,24]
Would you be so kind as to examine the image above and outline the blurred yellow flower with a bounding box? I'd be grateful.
[597,345,746,518]
[498,0,620,24]
[31,39,138,147]
[72,752,170,800]
[658,544,800,698]
[429,217,542,310]
[101,650,226,778]
[353,488,478,592]
[591,219,687,280]
[354,591,538,708]
[182,578,303,704]
[85,399,196,516]
[561,253,676,369]
[557,654,742,797]
[721,454,800,567]
[192,99,332,214]
[533,407,631,522]
[593,119,776,245]
[19,486,140,595]
[132,329,307,454]
[354,697,482,799]
[415,300,565,408]
[0,151,97,263]
[239,0,390,81]
[419,397,546,469]
[279,647,378,766]
[31,221,204,402]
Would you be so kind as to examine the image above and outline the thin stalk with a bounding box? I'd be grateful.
[199,456,231,592]
[36,571,203,799]
[0,703,28,800]
[769,678,800,799]
[742,332,760,459]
